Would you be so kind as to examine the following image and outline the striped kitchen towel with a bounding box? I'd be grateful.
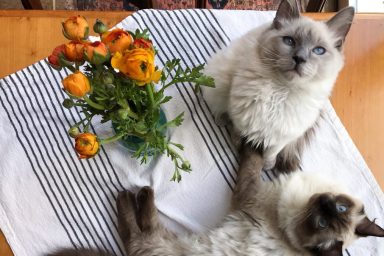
[0,9,383,256]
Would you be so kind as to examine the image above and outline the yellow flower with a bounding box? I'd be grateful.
[62,15,89,41]
[62,71,91,97]
[111,48,161,86]
[101,28,132,54]
[75,133,99,159]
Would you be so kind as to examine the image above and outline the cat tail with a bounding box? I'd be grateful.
[47,248,114,256]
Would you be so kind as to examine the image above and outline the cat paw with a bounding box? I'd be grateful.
[214,112,230,126]
[137,186,154,207]
[116,190,140,242]
[117,190,136,214]
[136,186,158,232]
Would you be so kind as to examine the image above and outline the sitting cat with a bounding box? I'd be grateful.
[49,144,384,256]
[202,0,355,172]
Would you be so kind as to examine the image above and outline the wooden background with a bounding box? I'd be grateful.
[0,11,383,256]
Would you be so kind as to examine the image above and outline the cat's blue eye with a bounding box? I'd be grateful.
[283,36,295,46]
[313,46,326,55]
[318,218,328,228]
[336,204,348,213]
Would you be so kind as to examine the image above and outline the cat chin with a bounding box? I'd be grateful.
[282,70,303,81]
[280,67,316,83]
[278,172,349,213]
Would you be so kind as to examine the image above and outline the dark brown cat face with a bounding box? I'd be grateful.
[294,193,356,253]
[293,193,384,256]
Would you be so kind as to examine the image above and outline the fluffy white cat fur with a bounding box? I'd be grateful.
[203,0,355,170]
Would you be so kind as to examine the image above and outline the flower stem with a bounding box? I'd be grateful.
[146,83,155,109]
[83,95,105,110]
[65,65,77,73]
[127,108,139,120]
[99,133,126,145]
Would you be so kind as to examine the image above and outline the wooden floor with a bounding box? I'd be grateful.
[0,11,383,256]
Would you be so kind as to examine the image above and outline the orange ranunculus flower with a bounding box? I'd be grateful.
[75,133,99,159]
[62,71,91,97]
[101,28,132,54]
[133,38,153,50]
[84,41,110,65]
[62,15,89,41]
[64,41,87,62]
[48,44,66,68]
[111,48,161,86]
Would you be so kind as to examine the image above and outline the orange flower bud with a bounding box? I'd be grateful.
[75,133,99,159]
[133,38,153,50]
[48,44,66,68]
[111,48,161,86]
[101,28,132,54]
[62,71,91,97]
[62,15,89,41]
[64,41,86,62]
[84,41,110,65]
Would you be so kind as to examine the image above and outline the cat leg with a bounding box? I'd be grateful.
[136,186,161,232]
[231,143,264,211]
[273,126,315,173]
[116,190,140,247]
[210,112,230,126]
[273,140,302,173]
[262,144,285,170]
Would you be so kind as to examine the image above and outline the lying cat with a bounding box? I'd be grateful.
[49,144,384,256]
[202,0,355,172]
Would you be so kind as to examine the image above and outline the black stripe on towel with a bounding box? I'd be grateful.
[20,68,105,249]
[167,10,238,161]
[0,79,83,248]
[28,63,125,253]
[3,66,124,255]
[187,9,274,182]
[183,9,243,165]
[39,62,124,215]
[10,71,115,252]
[136,10,238,184]
[40,61,125,194]
[42,63,126,255]
[132,12,235,190]
[147,10,237,182]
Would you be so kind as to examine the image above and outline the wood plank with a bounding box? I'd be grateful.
[330,15,384,188]
[0,10,130,78]
[306,13,384,189]
[0,230,12,256]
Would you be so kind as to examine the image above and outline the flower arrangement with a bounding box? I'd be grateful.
[47,16,214,181]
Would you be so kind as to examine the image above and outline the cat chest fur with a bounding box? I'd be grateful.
[229,78,328,148]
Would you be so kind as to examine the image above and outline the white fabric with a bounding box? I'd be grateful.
[0,9,383,256]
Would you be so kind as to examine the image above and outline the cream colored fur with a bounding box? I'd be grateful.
[202,6,352,167]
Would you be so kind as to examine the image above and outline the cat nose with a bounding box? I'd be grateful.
[319,194,337,215]
[293,55,306,65]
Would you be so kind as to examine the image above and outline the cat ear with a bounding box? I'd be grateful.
[355,217,384,237]
[326,7,355,49]
[316,241,343,256]
[273,0,300,29]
